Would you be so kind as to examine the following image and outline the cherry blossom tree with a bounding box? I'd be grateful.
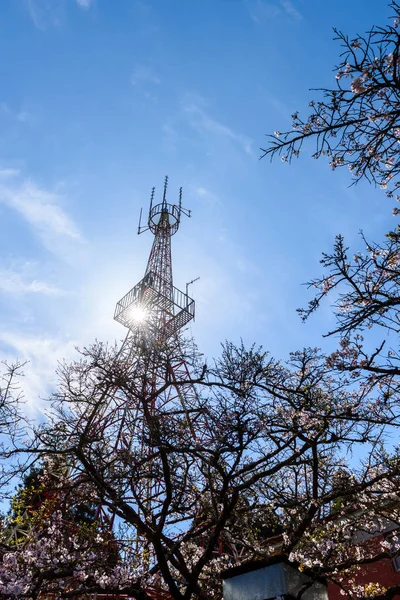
[1,335,400,599]
[262,2,400,203]
[0,458,131,599]
[259,4,400,596]
[259,0,400,453]
[282,228,400,598]
[297,229,400,434]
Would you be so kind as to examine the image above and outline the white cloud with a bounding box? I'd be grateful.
[0,268,64,296]
[0,330,78,413]
[262,89,293,119]
[280,0,302,20]
[162,122,178,137]
[26,0,93,29]
[0,102,33,125]
[182,99,254,156]
[195,187,222,207]
[247,0,302,24]
[75,0,94,9]
[0,176,83,254]
[26,0,64,30]
[248,0,280,23]
[0,168,20,179]
[131,65,161,86]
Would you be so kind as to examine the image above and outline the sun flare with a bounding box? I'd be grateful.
[126,305,148,325]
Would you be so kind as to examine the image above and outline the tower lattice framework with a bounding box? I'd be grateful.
[92,176,200,573]
[111,175,197,504]
[115,176,195,357]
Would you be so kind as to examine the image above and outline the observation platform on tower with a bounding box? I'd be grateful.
[114,270,195,339]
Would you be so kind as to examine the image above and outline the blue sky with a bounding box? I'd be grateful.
[0,0,395,410]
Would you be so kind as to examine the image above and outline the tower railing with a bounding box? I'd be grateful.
[114,270,195,338]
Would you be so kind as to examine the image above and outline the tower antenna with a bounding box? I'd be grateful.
[186,276,200,298]
[115,176,194,341]
[162,175,168,210]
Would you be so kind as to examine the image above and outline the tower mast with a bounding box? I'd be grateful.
[114,176,194,357]
[110,177,198,564]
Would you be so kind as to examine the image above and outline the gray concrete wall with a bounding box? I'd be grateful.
[223,562,328,600]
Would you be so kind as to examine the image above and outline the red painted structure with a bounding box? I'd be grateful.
[328,530,400,600]
[222,526,400,600]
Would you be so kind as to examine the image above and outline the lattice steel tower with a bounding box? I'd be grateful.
[114,176,195,354]
[108,175,199,578]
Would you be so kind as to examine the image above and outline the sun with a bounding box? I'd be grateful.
[126,304,149,325]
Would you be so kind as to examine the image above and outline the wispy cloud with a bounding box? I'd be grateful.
[0,168,20,179]
[131,65,161,86]
[247,0,302,24]
[0,102,32,125]
[162,122,178,138]
[0,330,78,411]
[26,0,65,30]
[0,267,64,296]
[262,89,294,120]
[280,0,302,20]
[248,0,280,23]
[75,0,94,9]
[26,0,93,29]
[182,98,254,156]
[194,187,222,207]
[0,174,83,254]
